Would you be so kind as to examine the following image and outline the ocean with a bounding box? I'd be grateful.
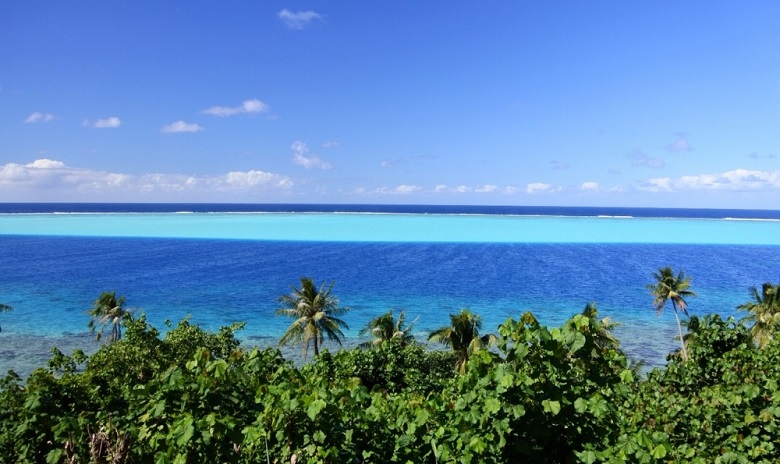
[1,203,779,378]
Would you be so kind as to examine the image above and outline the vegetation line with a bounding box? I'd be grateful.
[1,272,780,462]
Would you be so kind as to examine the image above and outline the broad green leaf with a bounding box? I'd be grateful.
[542,399,561,415]
[153,400,166,418]
[587,395,609,418]
[651,444,667,459]
[45,448,63,464]
[570,332,586,353]
[484,397,501,415]
[579,450,598,464]
[574,397,588,413]
[176,420,195,447]
[307,398,327,421]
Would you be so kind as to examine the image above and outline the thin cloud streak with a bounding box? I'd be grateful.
[25,112,56,123]
[641,169,780,193]
[203,99,269,117]
[0,159,293,200]
[278,9,323,30]
[88,117,121,128]
[161,121,204,133]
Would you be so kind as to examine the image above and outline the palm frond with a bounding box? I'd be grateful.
[276,277,350,357]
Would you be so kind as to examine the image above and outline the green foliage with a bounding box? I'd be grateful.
[277,277,350,359]
[87,291,131,343]
[5,289,780,463]
[738,281,780,348]
[359,309,416,348]
[428,308,498,373]
[648,266,697,361]
[328,339,455,394]
[599,315,780,463]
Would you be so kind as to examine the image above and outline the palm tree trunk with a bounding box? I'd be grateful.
[314,338,319,356]
[672,301,688,361]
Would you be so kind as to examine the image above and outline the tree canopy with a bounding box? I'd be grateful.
[276,277,350,358]
[648,266,696,361]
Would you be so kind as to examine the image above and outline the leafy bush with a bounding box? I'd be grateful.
[3,306,780,463]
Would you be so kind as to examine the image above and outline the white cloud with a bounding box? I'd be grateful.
[640,169,780,193]
[679,169,780,191]
[380,160,393,168]
[28,159,66,169]
[475,184,498,193]
[25,112,56,123]
[627,150,665,169]
[394,185,421,194]
[278,9,323,29]
[91,117,121,128]
[0,159,293,200]
[639,177,674,192]
[429,184,470,194]
[225,170,294,189]
[366,185,422,195]
[291,141,332,169]
[203,99,269,117]
[580,181,599,191]
[322,140,340,149]
[161,121,204,133]
[525,182,555,194]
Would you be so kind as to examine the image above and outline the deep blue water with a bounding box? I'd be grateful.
[0,203,779,378]
[2,202,780,219]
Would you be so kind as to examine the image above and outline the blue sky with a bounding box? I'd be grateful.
[2,2,779,208]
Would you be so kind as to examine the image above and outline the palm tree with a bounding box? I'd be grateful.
[359,309,416,348]
[0,303,11,332]
[647,267,696,361]
[581,302,620,351]
[276,277,350,359]
[87,291,130,343]
[428,309,497,373]
[738,282,780,348]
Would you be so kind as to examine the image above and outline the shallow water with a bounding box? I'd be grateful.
[1,208,779,378]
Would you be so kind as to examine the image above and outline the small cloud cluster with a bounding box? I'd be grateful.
[359,180,627,198]
[161,121,204,133]
[160,98,271,134]
[84,117,121,129]
[291,141,332,170]
[641,169,780,192]
[366,185,423,195]
[526,182,561,194]
[203,99,269,117]
[25,112,56,123]
[278,9,323,29]
[434,184,499,194]
[0,159,292,200]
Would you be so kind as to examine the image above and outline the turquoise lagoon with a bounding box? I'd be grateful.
[1,210,779,377]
